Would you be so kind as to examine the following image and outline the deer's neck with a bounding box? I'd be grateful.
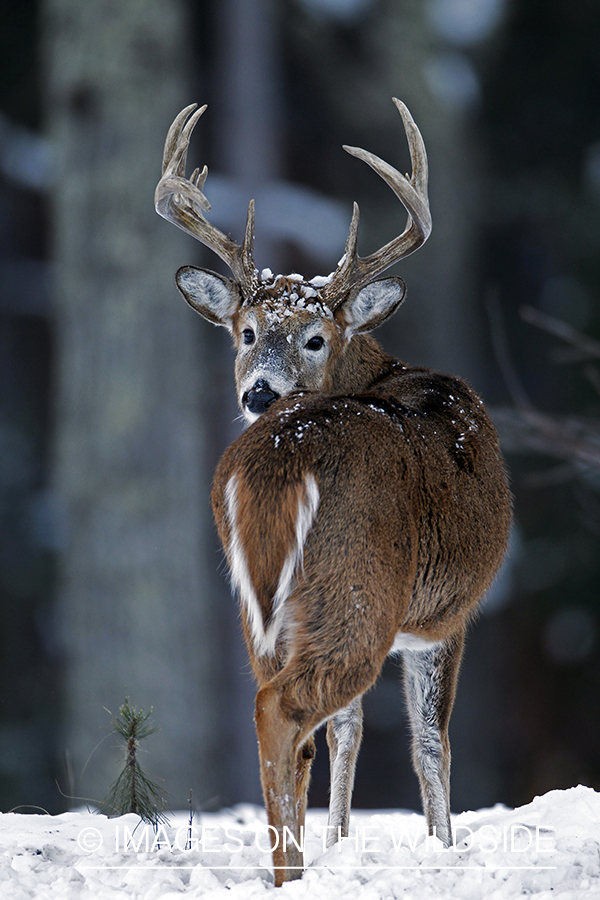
[328,334,398,394]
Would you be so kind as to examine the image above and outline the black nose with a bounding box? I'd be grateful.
[243,379,280,415]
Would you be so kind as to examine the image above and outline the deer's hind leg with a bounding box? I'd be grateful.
[296,736,316,834]
[254,646,382,885]
[402,627,465,847]
[254,681,316,885]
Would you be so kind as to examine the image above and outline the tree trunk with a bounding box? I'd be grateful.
[42,0,221,808]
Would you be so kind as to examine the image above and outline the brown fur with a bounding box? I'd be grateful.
[212,354,511,884]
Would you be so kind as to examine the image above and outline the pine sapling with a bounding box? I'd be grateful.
[186,789,194,851]
[102,698,168,824]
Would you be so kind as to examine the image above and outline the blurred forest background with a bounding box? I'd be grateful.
[1,0,600,817]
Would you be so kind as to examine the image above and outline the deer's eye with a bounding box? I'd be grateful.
[305,336,325,351]
[242,328,255,345]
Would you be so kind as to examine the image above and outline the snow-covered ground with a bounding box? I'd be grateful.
[1,785,598,898]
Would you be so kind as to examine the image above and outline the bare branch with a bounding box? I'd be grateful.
[486,288,533,411]
[493,406,600,470]
[521,305,600,361]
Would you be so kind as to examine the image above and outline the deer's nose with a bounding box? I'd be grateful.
[243,379,280,415]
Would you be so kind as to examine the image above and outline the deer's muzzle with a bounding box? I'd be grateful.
[243,379,280,416]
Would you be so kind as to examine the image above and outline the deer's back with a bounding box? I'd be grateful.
[212,367,511,655]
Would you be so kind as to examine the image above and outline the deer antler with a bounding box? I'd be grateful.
[321,98,431,311]
[154,104,259,297]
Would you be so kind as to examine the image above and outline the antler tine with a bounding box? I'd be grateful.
[393,97,429,198]
[161,103,205,177]
[322,98,431,311]
[155,104,258,294]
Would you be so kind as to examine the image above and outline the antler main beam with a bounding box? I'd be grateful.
[154,104,258,296]
[321,98,432,310]
[155,98,430,310]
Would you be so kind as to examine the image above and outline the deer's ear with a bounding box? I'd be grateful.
[341,277,407,335]
[176,266,241,329]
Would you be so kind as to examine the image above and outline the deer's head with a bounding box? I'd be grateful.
[155,100,431,423]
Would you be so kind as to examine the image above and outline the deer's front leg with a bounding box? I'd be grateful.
[254,684,307,885]
[402,628,465,847]
[326,696,363,847]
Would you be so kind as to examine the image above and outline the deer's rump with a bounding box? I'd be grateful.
[212,382,511,667]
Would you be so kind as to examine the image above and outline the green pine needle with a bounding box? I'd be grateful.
[101,698,168,824]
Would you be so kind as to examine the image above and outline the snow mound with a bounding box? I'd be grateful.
[1,785,599,898]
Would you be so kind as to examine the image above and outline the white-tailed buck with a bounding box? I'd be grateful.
[155,99,511,885]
